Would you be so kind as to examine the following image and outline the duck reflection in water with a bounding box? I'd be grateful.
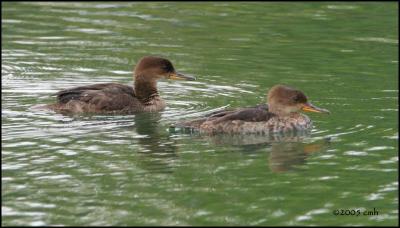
[268,137,330,173]
[132,112,179,174]
[197,130,330,172]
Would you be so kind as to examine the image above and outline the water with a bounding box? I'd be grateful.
[2,2,398,226]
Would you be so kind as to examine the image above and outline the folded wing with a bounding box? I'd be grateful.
[55,83,137,112]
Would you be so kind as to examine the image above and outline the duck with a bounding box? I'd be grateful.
[44,56,195,114]
[174,84,329,134]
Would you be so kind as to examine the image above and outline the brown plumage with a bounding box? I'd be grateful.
[44,56,195,114]
[174,85,330,134]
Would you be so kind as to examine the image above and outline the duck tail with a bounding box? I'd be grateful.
[30,103,56,111]
[171,117,209,130]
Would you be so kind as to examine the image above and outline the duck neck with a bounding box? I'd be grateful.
[268,105,291,117]
[134,74,159,103]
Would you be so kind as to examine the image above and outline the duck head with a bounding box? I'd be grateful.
[267,85,330,116]
[134,56,195,81]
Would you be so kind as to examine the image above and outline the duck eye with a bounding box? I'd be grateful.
[162,65,171,72]
[293,94,306,103]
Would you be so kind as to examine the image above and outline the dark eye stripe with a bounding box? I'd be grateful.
[164,64,174,72]
[293,93,307,103]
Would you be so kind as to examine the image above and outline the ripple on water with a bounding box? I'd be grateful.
[2,2,398,226]
[366,146,395,151]
[354,37,398,44]
[295,208,330,222]
[2,206,46,217]
[66,27,113,35]
[326,5,358,10]
[378,157,398,164]
[343,151,368,156]
[365,182,398,201]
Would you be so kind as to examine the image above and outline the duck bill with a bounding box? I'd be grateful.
[301,102,330,114]
[169,72,196,81]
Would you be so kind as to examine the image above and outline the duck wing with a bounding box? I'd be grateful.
[55,83,136,111]
[206,104,268,118]
[174,105,272,130]
[211,107,275,124]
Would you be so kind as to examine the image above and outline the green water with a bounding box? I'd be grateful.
[2,2,398,226]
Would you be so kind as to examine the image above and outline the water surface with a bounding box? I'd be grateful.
[2,2,398,226]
